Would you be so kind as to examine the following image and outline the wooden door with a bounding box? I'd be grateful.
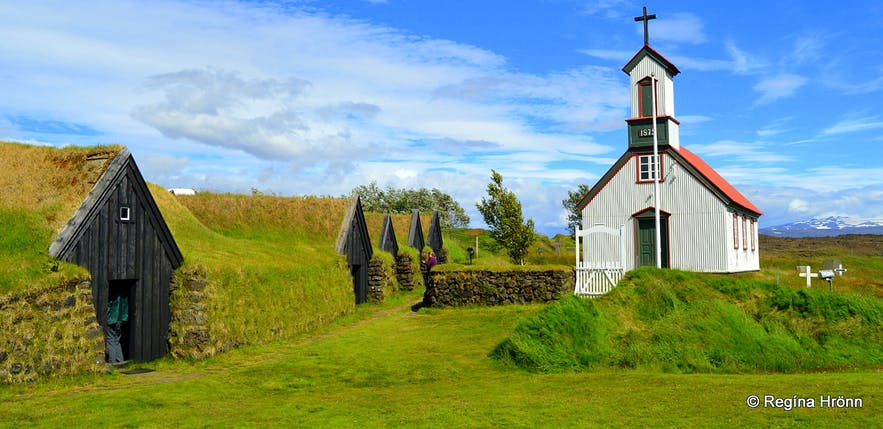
[636,218,669,268]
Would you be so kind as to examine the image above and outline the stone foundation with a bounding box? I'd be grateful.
[395,253,416,291]
[368,256,395,303]
[0,278,105,383]
[168,266,214,359]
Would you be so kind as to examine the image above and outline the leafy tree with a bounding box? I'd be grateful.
[350,182,470,228]
[562,184,590,237]
[476,170,536,265]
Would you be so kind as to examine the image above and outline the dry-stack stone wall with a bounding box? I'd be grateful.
[367,256,393,303]
[168,267,214,359]
[424,267,574,308]
[395,253,416,291]
[0,278,105,383]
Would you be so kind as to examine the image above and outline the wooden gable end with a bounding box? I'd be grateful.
[49,148,183,268]
[379,213,399,256]
[408,209,425,250]
[335,195,373,265]
[335,196,373,304]
[427,210,443,252]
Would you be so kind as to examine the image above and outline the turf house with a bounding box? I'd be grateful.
[49,147,184,362]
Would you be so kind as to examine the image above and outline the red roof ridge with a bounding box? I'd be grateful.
[675,146,762,215]
[622,45,681,76]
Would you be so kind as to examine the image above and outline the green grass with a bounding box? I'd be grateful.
[153,189,355,351]
[0,291,879,428]
[0,208,86,293]
[493,268,883,374]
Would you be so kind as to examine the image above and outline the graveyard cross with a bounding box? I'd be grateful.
[634,6,657,46]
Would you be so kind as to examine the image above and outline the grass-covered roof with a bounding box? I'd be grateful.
[0,142,123,292]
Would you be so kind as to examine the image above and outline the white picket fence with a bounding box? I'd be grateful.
[574,224,626,297]
[575,262,624,297]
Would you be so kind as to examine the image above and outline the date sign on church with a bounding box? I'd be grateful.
[639,128,654,137]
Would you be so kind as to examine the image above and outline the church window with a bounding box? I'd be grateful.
[637,154,662,182]
[639,78,657,117]
[733,213,739,249]
[750,219,756,251]
[742,215,748,250]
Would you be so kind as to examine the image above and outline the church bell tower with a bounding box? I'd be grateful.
[623,7,681,150]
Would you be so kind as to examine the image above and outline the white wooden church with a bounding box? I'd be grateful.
[575,10,761,294]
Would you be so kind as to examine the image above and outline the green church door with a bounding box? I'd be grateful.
[636,218,669,268]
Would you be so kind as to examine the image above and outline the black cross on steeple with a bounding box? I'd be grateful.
[634,6,657,46]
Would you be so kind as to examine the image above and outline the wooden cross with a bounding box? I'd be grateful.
[634,6,657,46]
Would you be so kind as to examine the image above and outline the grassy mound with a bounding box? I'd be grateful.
[492,267,883,373]
[159,191,356,352]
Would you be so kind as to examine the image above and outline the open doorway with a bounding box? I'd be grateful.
[106,279,136,363]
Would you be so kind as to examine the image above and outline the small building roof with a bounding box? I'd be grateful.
[622,45,680,77]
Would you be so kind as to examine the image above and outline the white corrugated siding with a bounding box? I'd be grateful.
[629,56,675,118]
[629,56,680,149]
[582,153,759,273]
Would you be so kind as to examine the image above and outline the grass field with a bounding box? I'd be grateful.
[1,287,878,428]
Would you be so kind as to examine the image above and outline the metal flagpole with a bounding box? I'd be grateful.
[651,73,662,268]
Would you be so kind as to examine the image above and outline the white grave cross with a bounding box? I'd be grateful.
[797,265,817,288]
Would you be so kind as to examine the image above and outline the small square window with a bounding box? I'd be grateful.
[637,154,662,182]
[120,207,131,221]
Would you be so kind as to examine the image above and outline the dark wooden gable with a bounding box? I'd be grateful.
[378,213,399,257]
[427,210,443,253]
[335,196,373,304]
[48,148,183,362]
[408,209,425,250]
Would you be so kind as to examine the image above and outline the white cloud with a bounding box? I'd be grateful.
[788,198,810,213]
[689,140,792,163]
[753,74,809,104]
[650,13,706,44]
[822,116,883,135]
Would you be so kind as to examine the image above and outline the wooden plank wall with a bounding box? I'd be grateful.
[66,165,175,362]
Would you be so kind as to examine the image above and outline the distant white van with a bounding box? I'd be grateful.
[169,188,196,196]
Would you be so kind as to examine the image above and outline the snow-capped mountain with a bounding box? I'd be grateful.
[760,216,883,237]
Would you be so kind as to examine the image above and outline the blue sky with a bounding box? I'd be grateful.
[1,0,882,235]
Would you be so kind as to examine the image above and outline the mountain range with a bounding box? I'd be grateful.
[760,216,883,237]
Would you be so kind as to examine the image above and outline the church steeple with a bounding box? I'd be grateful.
[623,8,681,150]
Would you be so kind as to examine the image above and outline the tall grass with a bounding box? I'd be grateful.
[493,267,883,373]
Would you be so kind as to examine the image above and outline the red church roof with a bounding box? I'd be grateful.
[675,146,762,215]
